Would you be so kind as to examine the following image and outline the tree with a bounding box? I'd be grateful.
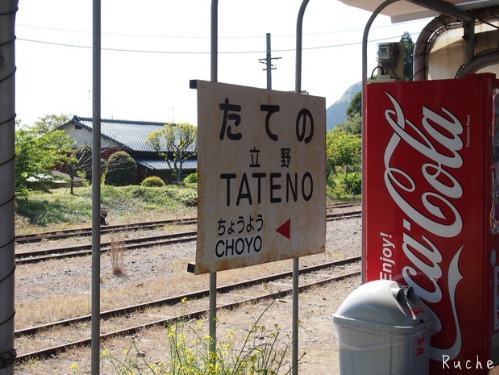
[326,128,362,194]
[326,131,336,179]
[401,31,414,81]
[146,123,198,184]
[346,91,362,119]
[32,114,71,134]
[59,145,93,194]
[338,112,362,135]
[105,151,137,186]
[15,127,76,196]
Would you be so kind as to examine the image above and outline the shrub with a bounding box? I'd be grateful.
[141,176,165,187]
[338,172,361,195]
[105,151,137,186]
[183,172,198,184]
[179,191,197,207]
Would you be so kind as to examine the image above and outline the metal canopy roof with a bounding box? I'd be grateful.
[340,0,499,22]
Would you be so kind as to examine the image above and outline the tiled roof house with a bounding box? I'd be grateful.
[59,116,197,183]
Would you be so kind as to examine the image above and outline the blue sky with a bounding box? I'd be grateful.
[15,0,431,126]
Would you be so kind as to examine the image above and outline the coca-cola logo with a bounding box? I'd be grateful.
[383,92,464,360]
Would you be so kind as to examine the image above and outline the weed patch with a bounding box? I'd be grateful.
[110,237,125,276]
[97,301,298,375]
[16,185,197,231]
[16,196,92,226]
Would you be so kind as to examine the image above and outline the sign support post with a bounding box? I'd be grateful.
[91,0,102,374]
[293,2,309,374]
[209,0,218,359]
[197,5,323,375]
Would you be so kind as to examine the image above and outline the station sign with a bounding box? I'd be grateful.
[193,80,326,274]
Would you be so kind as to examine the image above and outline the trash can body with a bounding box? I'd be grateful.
[333,280,435,375]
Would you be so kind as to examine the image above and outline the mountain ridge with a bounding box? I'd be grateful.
[326,81,361,130]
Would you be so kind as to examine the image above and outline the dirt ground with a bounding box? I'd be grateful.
[15,278,360,375]
[14,215,362,374]
[16,211,499,374]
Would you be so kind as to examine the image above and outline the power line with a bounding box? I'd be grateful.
[16,18,427,40]
[17,31,420,55]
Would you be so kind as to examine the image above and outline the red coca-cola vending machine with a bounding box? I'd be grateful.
[364,73,499,374]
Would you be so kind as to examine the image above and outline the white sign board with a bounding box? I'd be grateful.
[194,80,326,274]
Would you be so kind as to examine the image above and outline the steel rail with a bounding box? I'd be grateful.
[15,256,360,339]
[15,231,197,264]
[15,261,361,363]
[15,203,360,244]
[15,217,198,244]
[15,211,361,264]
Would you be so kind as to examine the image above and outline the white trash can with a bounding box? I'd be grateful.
[332,279,435,375]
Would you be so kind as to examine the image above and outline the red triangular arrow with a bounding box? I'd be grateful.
[276,219,291,239]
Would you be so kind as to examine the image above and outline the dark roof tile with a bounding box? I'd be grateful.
[72,116,169,152]
[135,158,197,171]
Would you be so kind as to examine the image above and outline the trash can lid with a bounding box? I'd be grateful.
[334,279,432,327]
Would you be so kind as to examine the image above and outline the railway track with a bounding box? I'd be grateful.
[16,210,361,264]
[16,231,198,265]
[15,202,360,244]
[15,217,198,244]
[15,256,361,363]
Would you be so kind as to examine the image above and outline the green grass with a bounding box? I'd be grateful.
[16,184,198,233]
[16,182,353,233]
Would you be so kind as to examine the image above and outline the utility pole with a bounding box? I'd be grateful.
[259,33,281,90]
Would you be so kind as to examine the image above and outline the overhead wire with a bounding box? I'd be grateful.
[17,31,421,55]
[16,18,427,39]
